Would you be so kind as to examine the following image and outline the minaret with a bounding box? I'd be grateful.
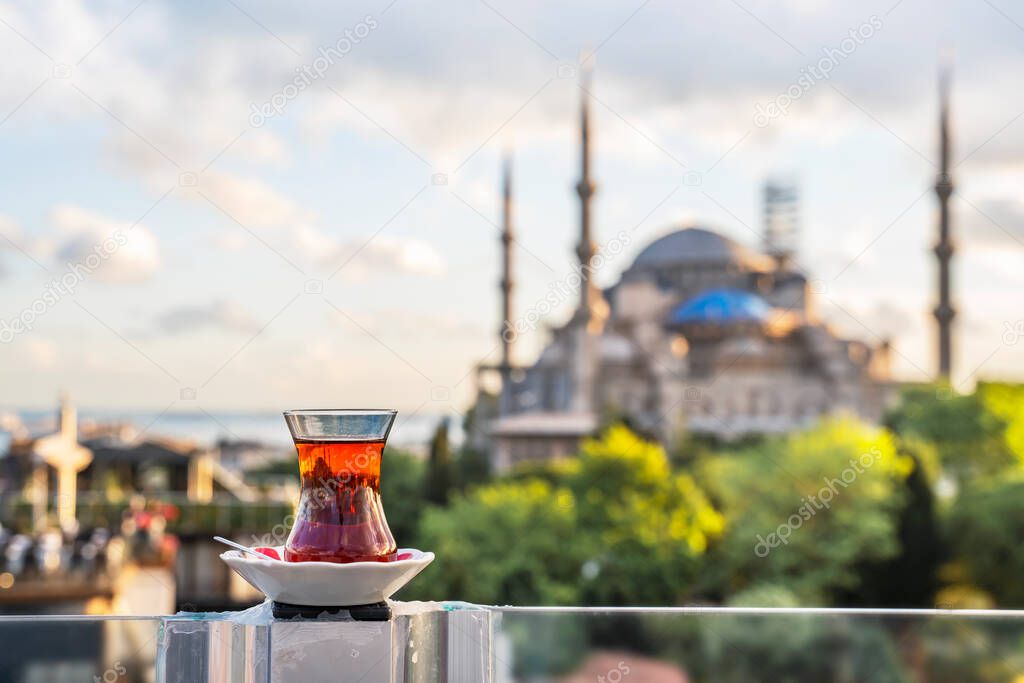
[574,66,600,327]
[498,155,516,416]
[933,69,955,381]
[569,66,607,415]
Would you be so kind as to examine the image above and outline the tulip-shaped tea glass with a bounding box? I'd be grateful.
[283,409,398,563]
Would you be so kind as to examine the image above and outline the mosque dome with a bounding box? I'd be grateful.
[668,288,771,325]
[629,226,771,272]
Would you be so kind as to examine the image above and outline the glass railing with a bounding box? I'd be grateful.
[0,615,163,682]
[2,605,1024,681]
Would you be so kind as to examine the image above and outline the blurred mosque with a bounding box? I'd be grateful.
[473,71,955,473]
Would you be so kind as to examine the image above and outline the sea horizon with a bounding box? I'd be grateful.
[0,407,464,454]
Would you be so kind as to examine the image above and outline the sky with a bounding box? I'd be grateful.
[1,0,1023,417]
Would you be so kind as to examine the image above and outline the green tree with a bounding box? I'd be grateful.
[846,438,943,607]
[453,446,491,490]
[424,417,453,505]
[380,447,425,547]
[699,417,911,603]
[886,383,1011,480]
[407,425,723,606]
[976,382,1024,467]
[454,399,493,488]
[946,475,1024,607]
[565,425,723,605]
[407,479,582,604]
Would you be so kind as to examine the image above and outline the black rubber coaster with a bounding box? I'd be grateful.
[271,601,392,621]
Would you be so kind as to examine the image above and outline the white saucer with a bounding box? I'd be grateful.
[220,547,434,606]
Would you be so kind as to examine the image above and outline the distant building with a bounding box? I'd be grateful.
[1,398,262,526]
[477,75,896,473]
[0,398,270,614]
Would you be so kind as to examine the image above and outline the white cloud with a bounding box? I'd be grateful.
[187,170,313,229]
[960,196,1024,249]
[4,0,1024,405]
[328,306,487,340]
[212,231,249,252]
[962,245,1024,286]
[291,223,338,260]
[45,205,160,283]
[371,236,445,276]
[207,212,447,279]
[156,301,260,336]
[333,235,446,279]
[24,338,57,370]
[0,215,22,243]
[0,216,23,278]
[821,296,921,342]
[282,223,446,278]
[236,129,291,165]
[0,0,1019,171]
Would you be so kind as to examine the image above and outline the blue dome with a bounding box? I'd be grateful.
[669,288,771,325]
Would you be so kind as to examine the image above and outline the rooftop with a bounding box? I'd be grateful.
[629,226,773,272]
[488,411,598,436]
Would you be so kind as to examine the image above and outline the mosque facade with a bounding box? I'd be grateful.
[474,73,955,473]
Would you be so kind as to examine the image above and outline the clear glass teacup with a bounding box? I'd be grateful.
[282,409,398,563]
